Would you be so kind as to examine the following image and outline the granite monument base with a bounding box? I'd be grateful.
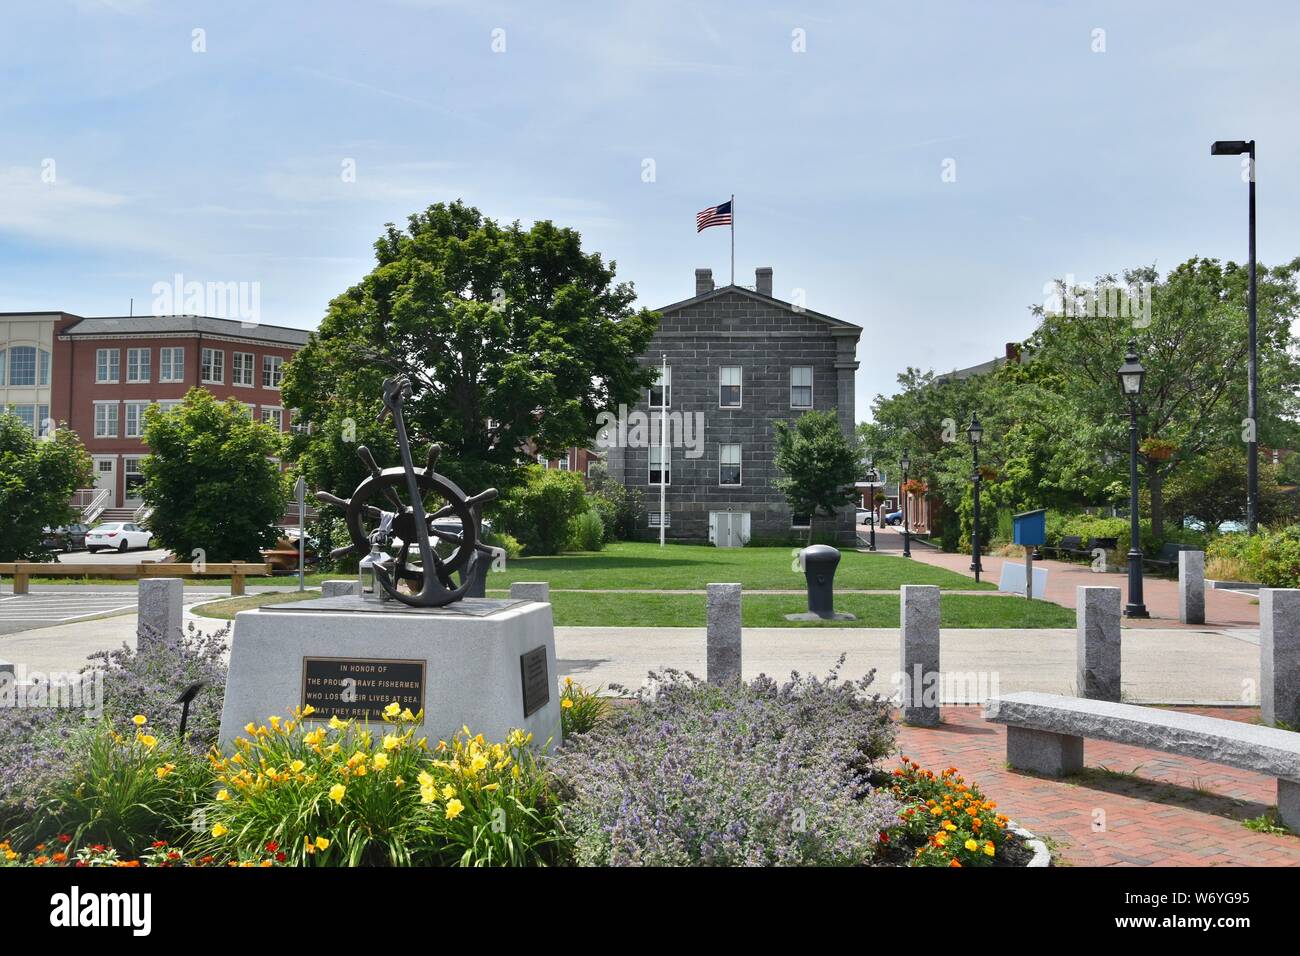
[217,597,561,751]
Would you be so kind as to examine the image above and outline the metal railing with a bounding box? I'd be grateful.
[76,488,110,525]
[132,502,154,526]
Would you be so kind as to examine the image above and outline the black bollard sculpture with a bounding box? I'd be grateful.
[785,543,856,621]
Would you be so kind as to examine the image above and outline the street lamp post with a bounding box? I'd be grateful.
[1118,342,1149,618]
[1211,139,1258,534]
[967,413,984,582]
[863,455,878,552]
[900,450,912,559]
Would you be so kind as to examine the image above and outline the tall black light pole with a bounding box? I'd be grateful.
[1211,139,1258,534]
[864,454,878,552]
[1118,343,1148,618]
[900,450,912,558]
[967,413,984,582]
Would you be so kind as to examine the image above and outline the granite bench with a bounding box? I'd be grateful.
[984,691,1300,830]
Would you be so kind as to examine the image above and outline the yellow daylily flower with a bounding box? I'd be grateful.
[290,759,306,774]
[216,789,230,801]
[212,823,229,838]
[383,702,401,719]
[132,714,147,726]
[445,799,464,820]
[329,784,346,804]
[315,837,330,851]
[372,753,389,771]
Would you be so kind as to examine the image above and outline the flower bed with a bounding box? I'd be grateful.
[1,653,1033,867]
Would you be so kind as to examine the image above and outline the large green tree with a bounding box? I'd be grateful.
[140,389,288,562]
[773,410,862,542]
[283,200,659,499]
[1028,258,1300,537]
[0,414,92,561]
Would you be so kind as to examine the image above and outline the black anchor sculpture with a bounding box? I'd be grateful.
[315,375,499,607]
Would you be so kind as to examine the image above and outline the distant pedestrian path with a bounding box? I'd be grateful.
[0,592,137,636]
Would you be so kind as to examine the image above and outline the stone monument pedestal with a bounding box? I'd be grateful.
[217,596,561,751]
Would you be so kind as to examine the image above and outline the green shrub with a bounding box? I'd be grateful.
[496,466,589,555]
[586,463,643,541]
[484,530,523,559]
[570,509,605,552]
[19,717,209,856]
[1208,527,1300,587]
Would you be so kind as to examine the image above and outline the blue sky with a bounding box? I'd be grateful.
[2,0,1298,419]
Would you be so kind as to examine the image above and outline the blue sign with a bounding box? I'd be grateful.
[1013,509,1047,547]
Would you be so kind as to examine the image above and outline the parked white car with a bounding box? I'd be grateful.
[84,522,154,553]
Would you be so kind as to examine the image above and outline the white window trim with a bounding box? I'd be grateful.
[649,366,671,408]
[232,351,255,388]
[261,405,285,430]
[718,443,742,487]
[790,366,814,409]
[719,366,742,409]
[159,347,185,383]
[790,513,812,530]
[126,347,151,384]
[93,400,120,438]
[201,348,224,385]
[96,348,120,385]
[123,401,151,439]
[648,446,671,486]
[262,354,284,390]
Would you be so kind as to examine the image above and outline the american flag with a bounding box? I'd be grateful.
[696,199,732,232]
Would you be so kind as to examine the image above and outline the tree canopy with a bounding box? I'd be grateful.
[283,200,659,499]
[773,410,862,540]
[0,415,92,561]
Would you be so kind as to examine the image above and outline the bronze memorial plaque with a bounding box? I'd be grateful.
[301,657,426,722]
[519,646,550,718]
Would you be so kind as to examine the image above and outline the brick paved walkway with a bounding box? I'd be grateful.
[867,526,1259,630]
[895,705,1300,866]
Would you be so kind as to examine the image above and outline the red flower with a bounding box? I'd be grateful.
[167,851,181,860]
[264,841,279,853]
[878,831,890,843]
[90,844,106,853]
[275,852,286,863]
[152,840,168,849]
[57,834,71,844]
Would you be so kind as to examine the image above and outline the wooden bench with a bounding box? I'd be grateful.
[1042,535,1087,560]
[985,691,1300,830]
[0,561,272,596]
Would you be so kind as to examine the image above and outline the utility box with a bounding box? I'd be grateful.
[1013,509,1047,547]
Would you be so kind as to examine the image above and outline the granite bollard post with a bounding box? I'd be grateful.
[138,578,183,651]
[1179,550,1205,625]
[1261,588,1300,728]
[900,585,940,725]
[510,582,550,603]
[321,579,359,598]
[1076,586,1122,702]
[706,583,742,685]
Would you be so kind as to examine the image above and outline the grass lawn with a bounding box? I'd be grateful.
[490,542,991,591]
[493,590,1074,628]
[192,589,322,619]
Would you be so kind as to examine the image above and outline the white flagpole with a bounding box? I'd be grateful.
[730,193,735,286]
[658,351,667,547]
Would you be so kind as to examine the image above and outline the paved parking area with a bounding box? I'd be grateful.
[0,592,138,636]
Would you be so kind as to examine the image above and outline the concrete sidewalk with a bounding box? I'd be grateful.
[0,611,1262,705]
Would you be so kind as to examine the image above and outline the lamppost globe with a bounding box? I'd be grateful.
[967,412,983,445]
[1117,342,1145,397]
[899,449,912,559]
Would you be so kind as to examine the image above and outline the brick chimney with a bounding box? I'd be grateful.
[755,267,773,297]
[695,268,714,296]
[1005,342,1022,364]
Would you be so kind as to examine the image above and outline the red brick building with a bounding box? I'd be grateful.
[8,312,310,511]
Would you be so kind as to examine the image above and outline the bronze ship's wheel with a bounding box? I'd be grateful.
[317,445,495,607]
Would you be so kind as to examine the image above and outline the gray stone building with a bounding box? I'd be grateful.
[604,267,862,544]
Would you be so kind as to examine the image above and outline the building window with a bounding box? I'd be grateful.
[126,348,151,383]
[94,402,119,438]
[124,457,144,498]
[156,400,181,414]
[9,346,40,386]
[232,352,255,386]
[557,454,571,471]
[39,349,50,386]
[160,347,185,382]
[535,454,548,469]
[124,401,151,438]
[648,512,671,528]
[289,409,311,436]
[719,366,741,408]
[790,366,813,408]
[719,443,742,486]
[240,404,256,419]
[261,406,284,431]
[9,404,36,435]
[95,348,120,384]
[649,366,671,407]
[201,348,224,384]
[649,446,670,485]
[262,355,284,389]
[791,513,811,530]
[0,349,5,385]
[37,405,51,437]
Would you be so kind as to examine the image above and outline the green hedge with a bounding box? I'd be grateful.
[1207,527,1300,587]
